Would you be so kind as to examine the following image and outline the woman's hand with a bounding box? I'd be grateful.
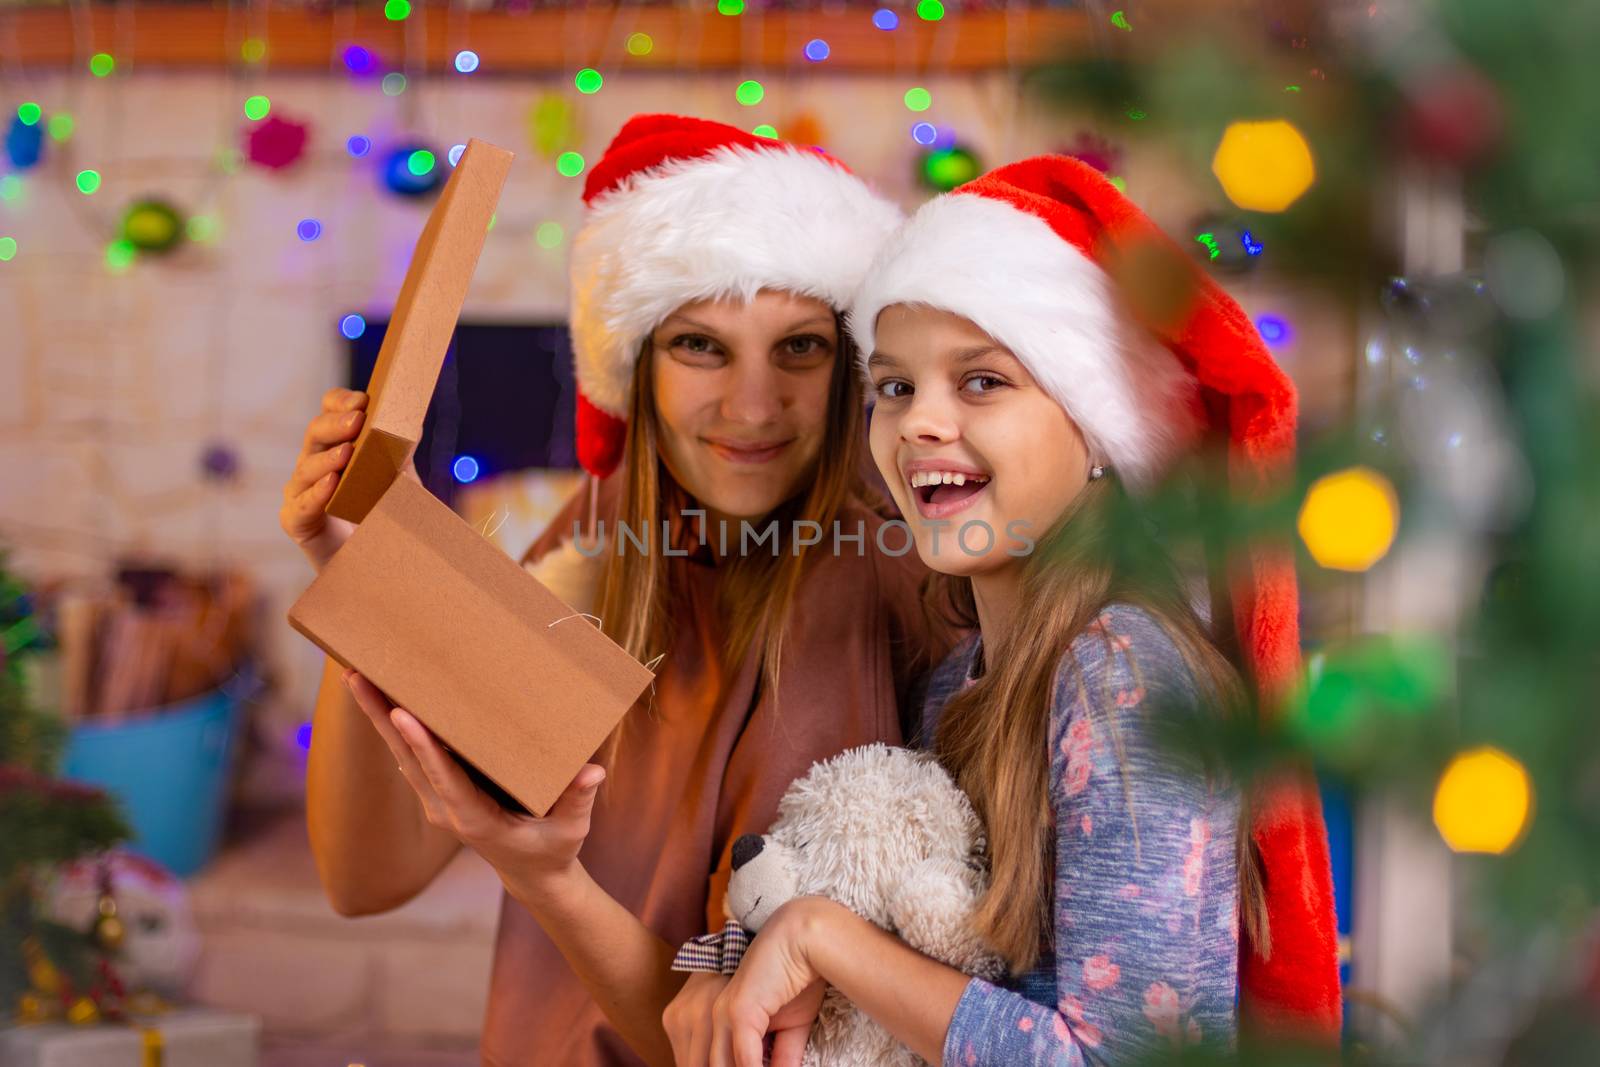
[709,898,835,1067]
[342,670,605,897]
[280,388,366,571]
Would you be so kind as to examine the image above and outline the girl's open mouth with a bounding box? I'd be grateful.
[909,469,991,520]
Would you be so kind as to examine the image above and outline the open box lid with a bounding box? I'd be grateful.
[289,137,654,816]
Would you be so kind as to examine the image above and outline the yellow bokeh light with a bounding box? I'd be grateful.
[1211,119,1316,213]
[1297,466,1398,572]
[1433,746,1532,854]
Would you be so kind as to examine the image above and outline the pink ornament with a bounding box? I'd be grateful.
[1400,66,1505,167]
[1060,131,1122,175]
[244,114,310,171]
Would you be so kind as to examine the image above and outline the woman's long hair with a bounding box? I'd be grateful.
[930,475,1269,974]
[595,314,870,716]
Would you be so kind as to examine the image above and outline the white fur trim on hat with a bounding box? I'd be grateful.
[570,145,903,417]
[848,193,1198,489]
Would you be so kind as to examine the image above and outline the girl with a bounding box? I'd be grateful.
[279,115,952,1067]
[692,156,1341,1065]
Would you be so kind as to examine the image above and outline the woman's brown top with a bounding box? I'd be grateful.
[480,475,954,1065]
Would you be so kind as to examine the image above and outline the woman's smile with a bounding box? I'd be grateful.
[703,436,796,466]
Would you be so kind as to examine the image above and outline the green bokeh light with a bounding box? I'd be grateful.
[626,33,653,56]
[407,150,436,176]
[903,87,932,112]
[17,103,41,127]
[89,53,115,78]
[921,147,980,192]
[752,124,778,139]
[0,176,22,202]
[244,95,270,121]
[384,0,411,21]
[556,151,585,177]
[105,239,136,272]
[735,80,764,106]
[0,238,16,262]
[76,170,102,195]
[917,0,945,21]
[186,215,219,243]
[574,68,603,94]
[535,221,564,249]
[48,113,74,142]
[717,0,744,14]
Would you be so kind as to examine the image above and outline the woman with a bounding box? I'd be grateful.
[690,156,1342,1065]
[278,115,952,1067]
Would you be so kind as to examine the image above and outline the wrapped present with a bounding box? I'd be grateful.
[0,1008,260,1067]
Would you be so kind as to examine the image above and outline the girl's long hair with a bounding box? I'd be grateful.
[930,475,1269,973]
[595,316,870,721]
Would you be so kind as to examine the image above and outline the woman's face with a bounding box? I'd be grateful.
[866,304,1094,576]
[651,289,839,523]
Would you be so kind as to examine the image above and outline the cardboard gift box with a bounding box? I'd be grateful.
[0,1009,261,1067]
[288,138,654,817]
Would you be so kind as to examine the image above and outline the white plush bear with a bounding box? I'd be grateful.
[725,744,1005,1067]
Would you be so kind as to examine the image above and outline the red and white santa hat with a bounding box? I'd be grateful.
[568,114,903,479]
[850,155,1343,1038]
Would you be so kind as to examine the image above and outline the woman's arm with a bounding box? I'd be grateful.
[286,388,463,914]
[361,674,686,1067]
[305,659,462,914]
[512,862,688,1067]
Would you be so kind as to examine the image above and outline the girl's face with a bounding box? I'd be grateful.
[651,289,839,522]
[867,304,1094,576]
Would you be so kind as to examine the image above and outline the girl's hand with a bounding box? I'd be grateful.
[710,899,832,1067]
[342,670,605,894]
[662,972,730,1067]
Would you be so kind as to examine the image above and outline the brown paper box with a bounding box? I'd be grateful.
[328,137,514,525]
[288,135,653,816]
[289,475,653,817]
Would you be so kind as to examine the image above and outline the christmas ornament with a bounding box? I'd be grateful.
[244,114,310,171]
[527,95,574,159]
[5,112,44,170]
[52,850,200,997]
[94,891,126,952]
[1400,64,1505,168]
[67,995,99,1025]
[918,145,981,192]
[382,144,445,198]
[199,442,241,483]
[120,200,184,254]
[1188,212,1263,273]
[1059,130,1122,175]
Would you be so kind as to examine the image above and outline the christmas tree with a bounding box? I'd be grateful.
[1035,0,1600,1061]
[0,552,131,1022]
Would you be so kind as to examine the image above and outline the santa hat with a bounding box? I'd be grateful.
[850,155,1343,1038]
[568,114,903,479]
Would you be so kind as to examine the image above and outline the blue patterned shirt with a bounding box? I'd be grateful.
[920,604,1240,1066]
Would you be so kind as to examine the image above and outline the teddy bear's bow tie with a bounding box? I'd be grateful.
[671,919,750,976]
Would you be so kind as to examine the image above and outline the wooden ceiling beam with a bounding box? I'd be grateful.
[0,5,1095,73]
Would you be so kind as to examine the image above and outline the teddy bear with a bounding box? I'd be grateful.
[722,743,1006,1067]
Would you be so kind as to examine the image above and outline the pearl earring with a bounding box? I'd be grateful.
[1089,464,1106,481]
